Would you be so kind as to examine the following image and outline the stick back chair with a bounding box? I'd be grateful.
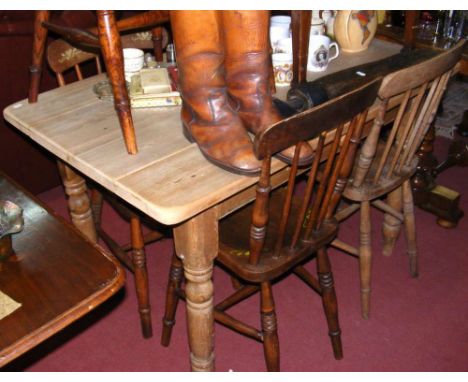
[332,40,466,319]
[160,78,382,371]
[29,10,170,155]
[47,37,169,339]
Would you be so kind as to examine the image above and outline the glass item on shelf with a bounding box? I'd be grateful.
[166,43,176,66]
[442,10,466,42]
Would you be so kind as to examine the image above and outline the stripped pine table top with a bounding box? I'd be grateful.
[3,40,404,226]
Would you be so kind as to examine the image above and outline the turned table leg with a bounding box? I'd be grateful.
[28,10,50,103]
[57,161,97,243]
[173,208,218,372]
[97,10,138,155]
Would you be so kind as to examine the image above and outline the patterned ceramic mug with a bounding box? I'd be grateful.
[307,35,339,72]
[272,53,293,86]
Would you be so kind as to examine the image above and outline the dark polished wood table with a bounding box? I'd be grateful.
[0,172,125,367]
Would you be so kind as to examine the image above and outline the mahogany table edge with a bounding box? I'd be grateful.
[0,172,126,368]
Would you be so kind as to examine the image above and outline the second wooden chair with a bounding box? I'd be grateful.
[332,40,465,319]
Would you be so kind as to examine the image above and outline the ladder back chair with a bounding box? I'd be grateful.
[160,78,382,371]
[29,10,170,155]
[332,40,466,319]
[47,37,168,339]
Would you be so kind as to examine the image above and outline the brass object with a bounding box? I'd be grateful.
[0,200,24,260]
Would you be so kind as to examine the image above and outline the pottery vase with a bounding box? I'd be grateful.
[334,10,377,53]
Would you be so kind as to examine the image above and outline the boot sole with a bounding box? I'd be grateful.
[276,150,314,167]
[182,123,261,177]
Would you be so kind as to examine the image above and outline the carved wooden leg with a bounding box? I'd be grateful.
[161,252,184,346]
[402,180,418,278]
[130,215,152,338]
[29,10,50,103]
[382,186,403,256]
[260,281,280,372]
[317,247,343,359]
[96,10,138,155]
[173,208,218,372]
[90,188,104,232]
[57,161,97,243]
[359,200,372,319]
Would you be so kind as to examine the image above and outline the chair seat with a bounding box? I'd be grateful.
[344,142,419,202]
[218,188,338,283]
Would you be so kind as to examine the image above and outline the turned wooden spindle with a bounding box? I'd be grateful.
[130,216,152,338]
[151,26,164,61]
[161,253,184,347]
[97,10,138,155]
[56,161,97,243]
[173,208,218,372]
[28,10,50,103]
[260,282,280,371]
[317,246,343,359]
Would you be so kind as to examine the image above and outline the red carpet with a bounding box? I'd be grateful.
[4,137,468,372]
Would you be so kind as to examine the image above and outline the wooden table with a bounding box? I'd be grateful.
[0,172,124,367]
[3,39,404,371]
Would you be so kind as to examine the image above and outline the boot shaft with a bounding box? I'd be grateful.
[169,10,261,175]
[171,10,228,122]
[222,11,280,133]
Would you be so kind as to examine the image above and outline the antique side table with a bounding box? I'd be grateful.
[0,172,125,367]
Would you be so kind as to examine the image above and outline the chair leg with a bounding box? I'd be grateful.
[29,11,50,103]
[382,186,403,256]
[230,275,243,290]
[359,200,372,319]
[260,282,280,372]
[130,216,152,338]
[90,188,104,232]
[96,10,138,155]
[151,26,164,61]
[402,180,418,277]
[161,252,184,346]
[317,247,343,359]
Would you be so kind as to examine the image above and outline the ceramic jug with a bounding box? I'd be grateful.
[334,10,377,53]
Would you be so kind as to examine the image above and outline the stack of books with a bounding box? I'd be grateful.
[93,66,181,109]
[129,67,181,108]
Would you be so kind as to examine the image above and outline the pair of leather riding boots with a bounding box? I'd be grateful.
[171,10,313,176]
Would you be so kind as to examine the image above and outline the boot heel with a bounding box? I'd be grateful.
[182,124,195,143]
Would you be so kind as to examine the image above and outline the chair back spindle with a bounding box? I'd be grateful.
[246,78,382,266]
[349,40,465,189]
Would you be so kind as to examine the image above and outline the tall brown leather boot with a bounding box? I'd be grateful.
[171,11,261,175]
[222,10,314,165]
